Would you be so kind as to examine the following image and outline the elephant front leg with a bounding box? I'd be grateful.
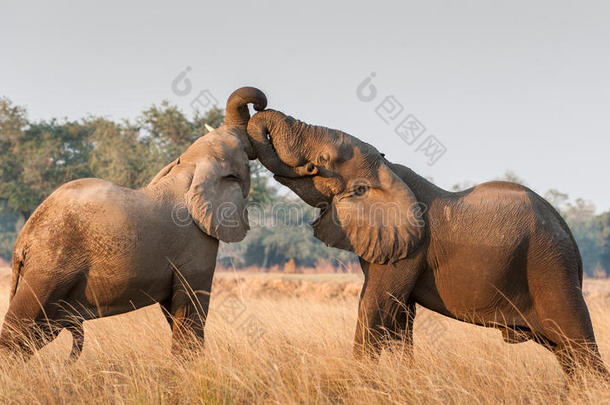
[168,266,214,356]
[353,294,383,359]
[353,257,423,360]
[393,300,416,362]
[353,292,416,360]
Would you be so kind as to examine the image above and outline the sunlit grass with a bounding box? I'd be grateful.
[0,269,608,404]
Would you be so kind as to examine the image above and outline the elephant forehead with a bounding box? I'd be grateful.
[185,128,244,157]
[337,145,381,182]
[184,135,248,172]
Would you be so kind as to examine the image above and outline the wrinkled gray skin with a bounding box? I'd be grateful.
[0,87,267,361]
[247,109,609,380]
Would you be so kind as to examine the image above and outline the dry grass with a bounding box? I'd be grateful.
[0,268,608,404]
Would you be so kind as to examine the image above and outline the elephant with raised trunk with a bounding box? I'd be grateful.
[247,109,609,380]
[0,87,267,361]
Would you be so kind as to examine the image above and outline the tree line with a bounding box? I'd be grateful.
[0,97,608,276]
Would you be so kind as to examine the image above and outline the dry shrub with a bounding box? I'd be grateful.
[283,259,298,274]
[0,268,607,404]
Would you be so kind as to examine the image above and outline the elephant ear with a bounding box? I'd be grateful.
[185,160,249,243]
[312,163,425,264]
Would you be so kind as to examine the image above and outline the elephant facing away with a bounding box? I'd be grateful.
[246,109,610,380]
[0,87,267,361]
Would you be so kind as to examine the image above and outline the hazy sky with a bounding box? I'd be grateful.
[2,1,609,210]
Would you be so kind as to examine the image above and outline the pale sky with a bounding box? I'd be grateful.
[2,1,609,211]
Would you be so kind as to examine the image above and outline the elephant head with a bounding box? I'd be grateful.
[247,110,425,264]
[149,87,267,242]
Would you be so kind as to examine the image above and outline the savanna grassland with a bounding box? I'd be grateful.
[0,268,608,404]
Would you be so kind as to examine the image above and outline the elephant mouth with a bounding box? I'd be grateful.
[273,173,314,185]
[273,174,298,184]
[265,134,305,179]
[310,204,329,228]
[266,131,276,155]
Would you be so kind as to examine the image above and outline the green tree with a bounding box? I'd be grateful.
[137,102,224,164]
[86,117,153,188]
[0,201,20,260]
[451,181,475,192]
[138,100,199,159]
[233,198,355,268]
[594,212,610,276]
[193,106,224,131]
[0,98,93,218]
[498,170,525,185]
[564,199,599,277]
[544,189,569,211]
[248,162,277,204]
[0,97,31,218]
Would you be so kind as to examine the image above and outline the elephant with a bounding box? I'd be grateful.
[246,109,610,380]
[0,87,267,361]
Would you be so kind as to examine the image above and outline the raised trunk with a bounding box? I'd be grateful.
[222,87,267,159]
[223,87,267,128]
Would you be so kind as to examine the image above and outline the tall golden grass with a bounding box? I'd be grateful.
[0,269,608,404]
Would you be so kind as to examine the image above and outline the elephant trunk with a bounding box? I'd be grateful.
[247,110,323,178]
[223,87,267,128]
[223,87,267,159]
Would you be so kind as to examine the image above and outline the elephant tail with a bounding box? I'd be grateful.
[10,246,26,301]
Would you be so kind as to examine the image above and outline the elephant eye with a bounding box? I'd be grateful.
[224,174,241,182]
[353,184,369,197]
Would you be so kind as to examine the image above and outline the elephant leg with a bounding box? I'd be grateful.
[532,286,609,380]
[0,318,63,361]
[401,301,416,361]
[0,275,61,358]
[550,337,609,381]
[382,299,417,362]
[0,268,91,363]
[353,253,424,360]
[66,320,85,362]
[168,265,214,357]
[159,298,173,330]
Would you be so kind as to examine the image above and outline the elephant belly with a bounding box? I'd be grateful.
[62,255,174,318]
[416,241,535,326]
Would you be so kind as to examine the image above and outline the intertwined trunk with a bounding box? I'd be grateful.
[247,110,329,177]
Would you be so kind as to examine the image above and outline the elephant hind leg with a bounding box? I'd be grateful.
[533,288,609,380]
[0,272,81,361]
[542,339,609,382]
[67,321,85,362]
[0,279,56,358]
[0,319,63,361]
